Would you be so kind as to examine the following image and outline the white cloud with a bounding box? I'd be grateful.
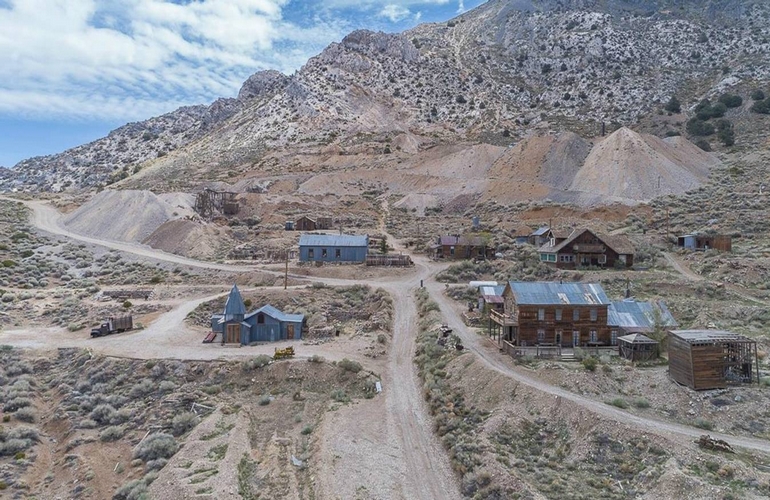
[379,4,412,23]
[0,0,344,121]
[457,0,465,13]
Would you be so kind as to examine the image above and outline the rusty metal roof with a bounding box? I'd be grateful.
[480,285,505,304]
[670,329,755,344]
[507,281,610,306]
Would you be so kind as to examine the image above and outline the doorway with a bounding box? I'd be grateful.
[226,324,240,344]
[286,324,295,340]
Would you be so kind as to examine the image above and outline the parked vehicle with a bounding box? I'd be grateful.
[91,315,133,337]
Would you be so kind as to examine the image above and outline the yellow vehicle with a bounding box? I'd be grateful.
[273,346,295,360]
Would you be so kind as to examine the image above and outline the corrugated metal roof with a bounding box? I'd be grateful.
[245,304,304,323]
[608,300,678,331]
[223,285,246,318]
[670,329,754,344]
[531,226,550,236]
[617,333,658,344]
[480,285,505,304]
[299,234,368,247]
[507,282,610,305]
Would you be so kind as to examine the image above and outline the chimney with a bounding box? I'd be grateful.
[625,278,631,299]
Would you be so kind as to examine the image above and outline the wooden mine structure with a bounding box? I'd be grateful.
[668,329,759,390]
[195,189,240,218]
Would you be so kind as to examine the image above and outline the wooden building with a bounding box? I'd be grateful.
[538,228,634,269]
[299,234,369,263]
[677,234,732,253]
[618,334,659,362]
[489,281,613,348]
[668,329,759,390]
[209,286,305,345]
[431,235,494,260]
[528,227,569,247]
[295,216,333,232]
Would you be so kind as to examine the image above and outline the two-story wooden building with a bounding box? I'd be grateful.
[538,228,634,269]
[489,281,613,348]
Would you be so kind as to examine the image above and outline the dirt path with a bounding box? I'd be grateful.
[663,252,705,282]
[424,277,770,454]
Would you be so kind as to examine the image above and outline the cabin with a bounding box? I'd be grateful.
[668,329,759,390]
[478,285,505,313]
[527,227,569,247]
[209,286,305,345]
[299,234,369,263]
[295,216,332,232]
[677,234,732,253]
[431,235,494,260]
[608,299,677,335]
[538,228,634,269]
[489,281,613,348]
[618,334,659,362]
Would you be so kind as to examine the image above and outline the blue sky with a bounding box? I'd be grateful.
[0,0,485,168]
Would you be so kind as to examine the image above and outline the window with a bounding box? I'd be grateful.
[555,309,562,321]
[590,309,598,321]
[450,246,455,256]
[537,329,545,344]
[611,330,618,346]
[538,308,545,321]
[572,330,580,346]
[322,248,328,258]
[308,248,315,259]
[335,248,341,259]
[598,254,607,265]
[548,254,557,262]
[559,255,574,263]
[540,254,549,262]
[573,309,580,321]
[589,330,598,343]
[555,330,562,345]
[257,313,265,324]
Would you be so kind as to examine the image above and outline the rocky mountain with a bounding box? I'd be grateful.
[3,0,770,195]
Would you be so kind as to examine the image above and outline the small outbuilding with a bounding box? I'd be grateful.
[210,285,305,345]
[668,329,759,390]
[617,333,659,362]
[299,233,369,263]
[677,234,732,252]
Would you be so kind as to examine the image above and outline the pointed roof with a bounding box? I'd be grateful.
[245,304,304,323]
[223,285,246,318]
[538,228,635,256]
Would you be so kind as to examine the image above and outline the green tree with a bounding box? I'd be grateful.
[718,93,743,108]
[686,118,715,136]
[664,96,681,113]
[380,236,388,255]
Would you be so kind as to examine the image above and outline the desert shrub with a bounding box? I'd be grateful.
[751,89,766,101]
[0,439,31,456]
[122,300,132,309]
[338,358,362,373]
[330,389,350,403]
[607,398,629,409]
[90,404,117,424]
[695,139,712,151]
[14,407,35,422]
[134,433,178,461]
[114,479,148,500]
[308,355,326,363]
[3,397,32,412]
[694,419,714,431]
[633,398,650,409]
[129,378,155,398]
[158,380,176,393]
[258,395,271,406]
[377,334,387,344]
[716,119,735,146]
[719,94,742,108]
[243,355,272,371]
[664,96,681,113]
[111,408,132,425]
[695,99,726,120]
[100,425,125,442]
[301,425,313,435]
[751,98,770,114]
[145,458,168,471]
[5,361,32,376]
[582,357,598,372]
[686,118,715,136]
[171,412,199,436]
[78,419,97,429]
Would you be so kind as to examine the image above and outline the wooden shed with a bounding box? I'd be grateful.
[668,329,759,390]
[618,333,659,362]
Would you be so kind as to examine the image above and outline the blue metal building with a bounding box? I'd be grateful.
[298,233,369,263]
[211,286,305,345]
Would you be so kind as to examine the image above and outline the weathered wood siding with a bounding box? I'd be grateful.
[668,335,728,390]
[516,304,611,346]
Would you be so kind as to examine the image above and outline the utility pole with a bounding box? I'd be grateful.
[284,250,289,290]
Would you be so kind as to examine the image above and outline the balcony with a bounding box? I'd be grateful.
[490,309,518,326]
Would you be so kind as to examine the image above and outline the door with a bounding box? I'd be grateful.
[555,330,562,346]
[572,330,580,347]
[287,324,295,340]
[226,324,240,344]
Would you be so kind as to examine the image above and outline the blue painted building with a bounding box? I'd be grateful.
[211,285,305,345]
[298,234,369,263]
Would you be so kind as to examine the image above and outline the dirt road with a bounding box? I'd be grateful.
[425,278,770,455]
[663,252,705,282]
